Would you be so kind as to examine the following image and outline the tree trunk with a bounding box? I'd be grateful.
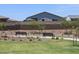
[75,31,77,46]
[73,34,75,46]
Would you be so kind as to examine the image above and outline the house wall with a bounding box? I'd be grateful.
[0,18,8,22]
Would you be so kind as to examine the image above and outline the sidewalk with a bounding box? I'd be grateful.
[64,37,79,41]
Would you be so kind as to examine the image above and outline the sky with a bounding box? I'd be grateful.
[0,4,79,21]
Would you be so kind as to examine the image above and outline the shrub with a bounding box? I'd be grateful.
[64,31,72,35]
[38,38,41,41]
[55,37,59,40]
[12,39,15,41]
[4,38,7,40]
[60,37,64,40]
[29,39,32,41]
[20,40,22,41]
[52,36,55,39]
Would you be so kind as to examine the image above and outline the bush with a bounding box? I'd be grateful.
[64,31,72,35]
[4,38,7,40]
[29,39,32,41]
[20,40,22,41]
[12,39,15,41]
[60,37,64,40]
[38,39,41,41]
[52,36,55,39]
[55,37,59,40]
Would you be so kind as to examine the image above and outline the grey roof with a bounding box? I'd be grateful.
[24,12,63,21]
[68,15,79,18]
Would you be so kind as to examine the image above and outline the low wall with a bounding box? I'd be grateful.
[0,29,72,41]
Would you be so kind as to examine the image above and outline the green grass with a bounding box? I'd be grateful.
[0,39,79,54]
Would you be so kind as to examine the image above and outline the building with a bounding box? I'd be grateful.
[66,15,79,21]
[0,16,9,22]
[0,12,72,39]
[4,12,64,30]
[24,12,64,21]
[0,12,67,38]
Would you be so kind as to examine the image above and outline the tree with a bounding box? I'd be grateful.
[70,21,79,46]
[28,21,45,41]
[0,23,6,30]
[61,20,71,32]
[61,20,79,46]
[74,27,79,46]
[29,21,45,33]
[67,20,79,46]
[61,20,72,39]
[0,23,7,40]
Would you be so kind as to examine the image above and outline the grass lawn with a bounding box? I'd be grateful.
[0,39,79,54]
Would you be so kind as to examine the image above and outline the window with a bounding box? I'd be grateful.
[15,32,27,35]
[43,33,54,36]
[31,18,38,21]
[42,19,45,21]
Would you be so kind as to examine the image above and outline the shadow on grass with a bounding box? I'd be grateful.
[73,45,79,47]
